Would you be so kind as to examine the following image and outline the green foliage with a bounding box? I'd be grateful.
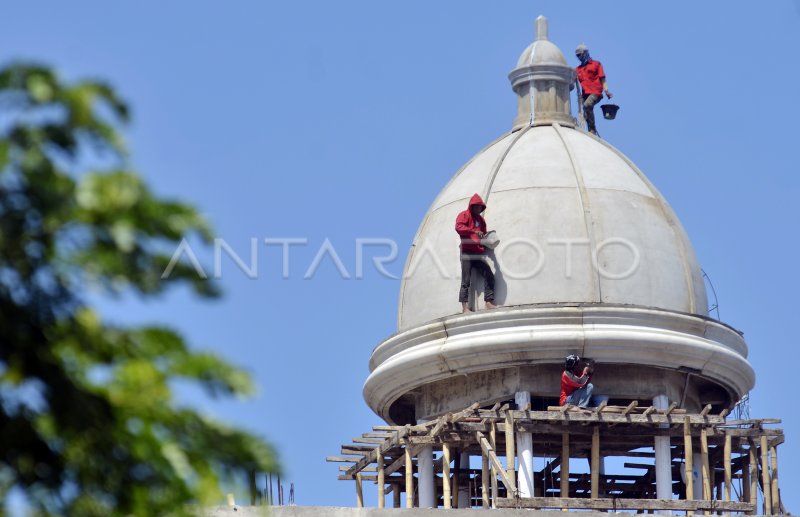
[0,63,277,516]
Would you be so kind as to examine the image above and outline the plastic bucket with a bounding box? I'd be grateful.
[601,104,619,120]
[481,230,500,249]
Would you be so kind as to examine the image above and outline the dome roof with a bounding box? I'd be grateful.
[397,124,708,331]
[516,39,568,67]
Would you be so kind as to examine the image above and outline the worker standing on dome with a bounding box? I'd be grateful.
[575,43,613,136]
[560,355,595,407]
[455,194,497,313]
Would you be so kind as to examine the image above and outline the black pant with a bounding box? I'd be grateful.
[582,93,602,132]
[459,254,495,303]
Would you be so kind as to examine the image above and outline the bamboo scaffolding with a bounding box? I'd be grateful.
[328,405,783,513]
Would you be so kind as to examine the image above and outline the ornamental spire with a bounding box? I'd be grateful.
[509,16,576,130]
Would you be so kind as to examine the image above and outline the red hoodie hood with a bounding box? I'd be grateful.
[468,193,486,212]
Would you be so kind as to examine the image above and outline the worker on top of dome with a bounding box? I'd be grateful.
[575,43,613,136]
[455,194,498,313]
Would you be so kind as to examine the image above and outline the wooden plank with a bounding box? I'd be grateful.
[339,466,376,472]
[429,413,451,438]
[442,443,452,509]
[700,404,713,416]
[475,431,517,498]
[405,447,413,509]
[392,484,401,508]
[343,427,407,478]
[709,428,784,438]
[353,437,387,444]
[496,497,756,512]
[623,400,638,415]
[327,456,363,463]
[591,426,600,498]
[479,409,722,425]
[760,436,772,515]
[342,445,380,452]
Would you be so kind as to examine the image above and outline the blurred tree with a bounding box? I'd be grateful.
[0,63,277,516]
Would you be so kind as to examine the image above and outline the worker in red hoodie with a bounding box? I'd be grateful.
[560,354,595,407]
[455,193,497,313]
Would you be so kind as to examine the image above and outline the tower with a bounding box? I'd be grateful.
[331,17,784,514]
[364,16,753,427]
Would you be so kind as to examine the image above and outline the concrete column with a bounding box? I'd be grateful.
[692,452,703,498]
[653,394,673,514]
[458,451,470,508]
[418,445,435,508]
[515,391,535,498]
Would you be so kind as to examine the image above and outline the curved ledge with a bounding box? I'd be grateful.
[364,304,754,421]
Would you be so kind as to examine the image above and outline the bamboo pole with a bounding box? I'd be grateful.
[760,436,771,515]
[405,447,414,508]
[561,432,570,510]
[701,428,711,515]
[769,445,779,515]
[742,448,750,505]
[377,448,385,509]
[452,449,460,508]
[591,426,600,499]
[505,411,516,490]
[490,422,499,508]
[684,418,695,515]
[748,442,757,516]
[393,484,401,508]
[443,443,452,509]
[481,450,490,509]
[724,434,732,502]
[356,473,364,508]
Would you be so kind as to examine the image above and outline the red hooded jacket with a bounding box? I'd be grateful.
[455,194,487,254]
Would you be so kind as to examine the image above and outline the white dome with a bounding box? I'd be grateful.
[397,124,708,331]
[363,18,752,425]
[516,39,568,67]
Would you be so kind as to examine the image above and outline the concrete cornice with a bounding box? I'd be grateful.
[364,305,754,422]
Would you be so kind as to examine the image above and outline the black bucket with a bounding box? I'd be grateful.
[601,104,619,120]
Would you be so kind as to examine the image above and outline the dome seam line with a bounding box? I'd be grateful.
[481,126,530,203]
[596,139,698,314]
[552,123,603,303]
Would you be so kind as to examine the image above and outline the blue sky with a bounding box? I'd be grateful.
[3,0,799,511]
